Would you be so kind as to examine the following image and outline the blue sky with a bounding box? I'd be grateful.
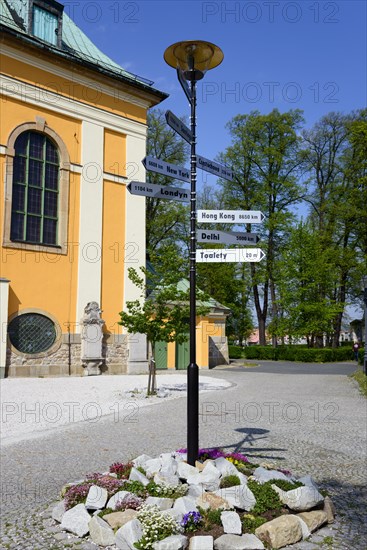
[68,0,366,173]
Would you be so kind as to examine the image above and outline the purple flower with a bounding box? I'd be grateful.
[181,511,203,532]
[64,483,91,510]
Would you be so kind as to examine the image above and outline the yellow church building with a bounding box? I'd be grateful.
[0,0,229,377]
[0,0,168,377]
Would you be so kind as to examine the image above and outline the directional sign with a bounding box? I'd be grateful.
[196,248,266,263]
[198,210,265,224]
[177,67,192,103]
[196,155,233,182]
[127,181,189,202]
[197,229,260,245]
[165,110,192,144]
[143,156,190,183]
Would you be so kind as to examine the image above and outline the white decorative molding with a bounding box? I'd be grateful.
[76,121,104,324]
[0,74,148,140]
[1,43,153,110]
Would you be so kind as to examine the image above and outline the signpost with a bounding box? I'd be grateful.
[198,209,265,224]
[197,229,260,245]
[196,248,266,263]
[165,110,193,144]
[127,181,189,202]
[142,156,190,183]
[196,155,233,181]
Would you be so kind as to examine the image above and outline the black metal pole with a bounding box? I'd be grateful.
[187,72,198,466]
[364,286,367,376]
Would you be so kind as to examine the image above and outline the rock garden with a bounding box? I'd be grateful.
[51,448,336,549]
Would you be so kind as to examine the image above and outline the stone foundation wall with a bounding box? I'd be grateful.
[6,334,128,377]
[209,336,229,368]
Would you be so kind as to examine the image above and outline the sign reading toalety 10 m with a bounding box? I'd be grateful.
[197,210,265,224]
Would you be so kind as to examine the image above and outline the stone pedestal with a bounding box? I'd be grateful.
[81,302,105,376]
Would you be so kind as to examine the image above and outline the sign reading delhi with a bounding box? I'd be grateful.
[196,249,266,263]
[127,181,189,202]
[165,110,192,144]
[197,229,260,245]
[143,156,190,183]
[198,210,265,224]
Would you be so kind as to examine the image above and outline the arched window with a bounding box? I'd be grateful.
[3,119,70,255]
[11,131,59,246]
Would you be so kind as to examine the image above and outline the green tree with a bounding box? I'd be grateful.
[218,109,305,345]
[119,248,208,391]
[146,109,189,256]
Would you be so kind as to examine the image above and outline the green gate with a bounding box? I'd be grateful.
[175,336,189,370]
[154,341,167,370]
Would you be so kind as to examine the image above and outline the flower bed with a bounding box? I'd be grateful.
[51,448,336,549]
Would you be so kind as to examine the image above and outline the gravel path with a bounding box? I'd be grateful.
[0,364,366,549]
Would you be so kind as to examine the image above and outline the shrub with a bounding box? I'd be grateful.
[134,505,181,549]
[220,475,241,488]
[146,481,188,499]
[247,480,282,515]
[109,462,133,479]
[64,483,91,510]
[242,514,267,533]
[228,345,243,359]
[271,480,304,491]
[115,494,144,511]
[122,480,147,498]
[85,473,126,496]
[243,345,356,363]
[197,507,223,530]
[181,511,203,532]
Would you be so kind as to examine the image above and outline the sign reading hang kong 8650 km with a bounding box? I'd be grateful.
[197,210,265,224]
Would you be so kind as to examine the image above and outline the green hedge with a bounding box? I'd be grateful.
[243,345,363,363]
[228,345,244,359]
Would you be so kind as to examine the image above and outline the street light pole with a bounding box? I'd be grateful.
[164,41,223,465]
[363,276,367,376]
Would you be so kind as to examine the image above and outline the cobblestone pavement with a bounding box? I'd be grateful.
[1,364,366,549]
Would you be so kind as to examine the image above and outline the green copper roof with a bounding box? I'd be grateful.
[0,0,166,92]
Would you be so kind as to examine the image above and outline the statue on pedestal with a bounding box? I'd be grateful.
[81,302,105,375]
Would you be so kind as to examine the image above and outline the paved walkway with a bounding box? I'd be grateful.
[1,363,366,549]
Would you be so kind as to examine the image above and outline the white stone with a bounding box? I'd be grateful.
[221,511,242,535]
[187,484,203,499]
[187,463,221,491]
[154,472,180,487]
[132,454,153,468]
[214,485,256,511]
[161,463,178,477]
[189,535,214,549]
[164,508,183,522]
[272,484,324,512]
[214,457,240,477]
[237,473,248,485]
[177,461,200,480]
[89,515,115,546]
[173,496,198,514]
[145,458,162,477]
[52,500,66,523]
[129,467,150,486]
[297,475,319,490]
[115,518,143,550]
[106,491,132,510]
[85,485,108,510]
[294,515,311,539]
[145,496,174,510]
[61,503,91,537]
[153,534,188,549]
[214,533,264,549]
[174,452,187,463]
[253,466,290,484]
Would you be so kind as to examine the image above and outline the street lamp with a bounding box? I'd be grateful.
[362,275,367,376]
[164,41,223,466]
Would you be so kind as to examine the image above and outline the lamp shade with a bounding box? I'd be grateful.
[164,40,223,75]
